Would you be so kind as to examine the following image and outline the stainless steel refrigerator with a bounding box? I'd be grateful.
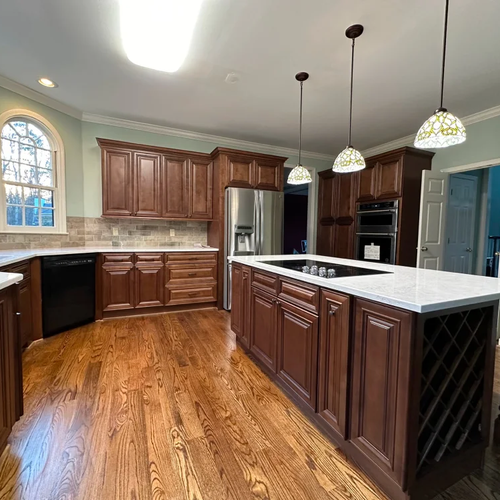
[224,187,284,310]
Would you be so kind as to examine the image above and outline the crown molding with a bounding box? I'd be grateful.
[0,75,82,120]
[82,112,335,162]
[462,104,500,126]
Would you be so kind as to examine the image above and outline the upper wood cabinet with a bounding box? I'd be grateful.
[101,147,134,216]
[162,156,189,218]
[376,157,402,199]
[135,152,162,217]
[357,164,377,202]
[98,139,214,220]
[213,148,286,192]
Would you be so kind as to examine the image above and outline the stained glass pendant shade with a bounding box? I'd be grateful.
[415,0,466,149]
[332,25,365,173]
[287,72,312,185]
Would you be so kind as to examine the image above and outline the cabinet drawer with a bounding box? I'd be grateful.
[103,253,134,264]
[166,264,216,284]
[279,278,319,313]
[136,253,164,264]
[165,284,217,305]
[166,252,217,264]
[251,269,278,295]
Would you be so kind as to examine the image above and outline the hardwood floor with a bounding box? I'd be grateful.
[0,310,498,499]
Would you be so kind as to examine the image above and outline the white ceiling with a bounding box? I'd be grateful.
[1,0,499,156]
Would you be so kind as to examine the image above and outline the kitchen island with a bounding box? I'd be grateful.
[229,254,500,500]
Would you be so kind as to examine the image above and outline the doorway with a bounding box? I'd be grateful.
[283,165,316,254]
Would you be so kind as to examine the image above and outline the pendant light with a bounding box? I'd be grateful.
[287,72,312,185]
[414,0,466,148]
[332,24,365,174]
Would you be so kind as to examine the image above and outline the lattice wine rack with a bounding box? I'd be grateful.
[417,306,493,477]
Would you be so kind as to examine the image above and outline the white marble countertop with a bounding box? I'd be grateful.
[0,246,218,268]
[0,272,23,292]
[229,254,500,313]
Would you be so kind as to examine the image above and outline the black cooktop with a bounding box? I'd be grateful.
[260,260,391,279]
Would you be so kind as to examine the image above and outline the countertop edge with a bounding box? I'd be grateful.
[0,273,23,292]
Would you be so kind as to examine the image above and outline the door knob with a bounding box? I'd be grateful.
[466,248,473,253]
[495,252,500,257]
[420,246,428,251]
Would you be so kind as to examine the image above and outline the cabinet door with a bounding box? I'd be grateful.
[316,171,336,256]
[375,157,402,200]
[18,282,32,348]
[250,287,277,373]
[226,156,254,189]
[334,174,357,259]
[102,148,134,216]
[190,160,213,219]
[135,265,164,308]
[102,264,135,311]
[277,300,318,410]
[350,299,413,487]
[254,158,283,191]
[162,156,189,218]
[231,264,243,337]
[241,266,251,348]
[357,165,376,202]
[134,152,161,217]
[318,291,350,440]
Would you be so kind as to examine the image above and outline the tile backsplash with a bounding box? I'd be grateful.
[0,217,208,250]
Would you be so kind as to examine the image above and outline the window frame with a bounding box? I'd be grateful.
[0,109,67,234]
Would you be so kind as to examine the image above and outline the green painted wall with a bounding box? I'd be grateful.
[0,86,84,216]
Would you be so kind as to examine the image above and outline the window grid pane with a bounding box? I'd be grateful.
[1,118,56,229]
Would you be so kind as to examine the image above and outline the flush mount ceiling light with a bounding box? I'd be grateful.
[38,77,58,88]
[119,0,203,73]
[415,0,466,149]
[287,72,313,185]
[332,25,365,174]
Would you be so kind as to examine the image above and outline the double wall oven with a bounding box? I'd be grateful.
[356,200,398,265]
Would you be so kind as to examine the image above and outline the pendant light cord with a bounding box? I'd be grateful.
[440,0,450,110]
[298,81,303,165]
[348,38,355,147]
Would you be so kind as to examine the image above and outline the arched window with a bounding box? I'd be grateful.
[0,110,66,233]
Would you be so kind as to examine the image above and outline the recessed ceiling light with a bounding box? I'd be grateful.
[38,77,58,88]
[225,73,239,84]
[119,0,204,73]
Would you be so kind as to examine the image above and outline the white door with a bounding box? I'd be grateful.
[444,174,478,274]
[417,170,449,269]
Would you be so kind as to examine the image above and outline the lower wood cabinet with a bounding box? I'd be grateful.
[350,299,413,489]
[0,285,23,455]
[277,299,318,410]
[317,290,350,440]
[135,264,164,308]
[102,262,135,312]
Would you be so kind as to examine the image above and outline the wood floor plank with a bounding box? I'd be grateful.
[0,311,498,500]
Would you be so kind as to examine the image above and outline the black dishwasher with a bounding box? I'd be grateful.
[42,254,96,338]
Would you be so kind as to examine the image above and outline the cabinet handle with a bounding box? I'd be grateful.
[243,276,247,280]
[15,312,21,316]
[188,272,196,276]
[188,292,199,297]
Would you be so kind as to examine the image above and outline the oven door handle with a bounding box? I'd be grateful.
[356,232,397,237]
[356,208,399,215]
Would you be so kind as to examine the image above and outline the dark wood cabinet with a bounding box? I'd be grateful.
[134,152,161,217]
[254,158,282,191]
[357,164,377,202]
[162,157,189,218]
[318,291,350,440]
[316,170,357,259]
[230,263,251,348]
[101,254,135,311]
[135,254,164,308]
[375,157,402,199]
[190,160,213,219]
[101,148,133,216]
[277,299,318,410]
[227,155,254,189]
[0,285,23,455]
[98,139,214,221]
[249,286,277,373]
[350,299,413,488]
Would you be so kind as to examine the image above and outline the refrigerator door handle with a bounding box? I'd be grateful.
[259,191,265,256]
[254,190,261,255]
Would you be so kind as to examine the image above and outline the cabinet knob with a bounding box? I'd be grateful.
[15,312,21,316]
[329,309,336,316]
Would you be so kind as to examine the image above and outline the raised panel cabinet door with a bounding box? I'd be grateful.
[231,264,243,337]
[241,266,251,348]
[190,160,213,219]
[102,148,133,216]
[277,300,318,410]
[162,156,189,218]
[254,158,283,191]
[318,291,350,440]
[250,286,277,373]
[350,299,413,488]
[101,264,135,311]
[135,264,164,308]
[316,171,336,256]
[375,157,402,200]
[357,165,376,202]
[226,156,254,189]
[134,152,161,217]
[334,173,357,259]
[18,282,32,348]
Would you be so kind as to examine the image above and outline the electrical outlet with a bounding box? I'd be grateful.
[170,229,175,236]
[112,227,119,236]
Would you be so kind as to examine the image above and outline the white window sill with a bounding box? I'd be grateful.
[0,230,69,235]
